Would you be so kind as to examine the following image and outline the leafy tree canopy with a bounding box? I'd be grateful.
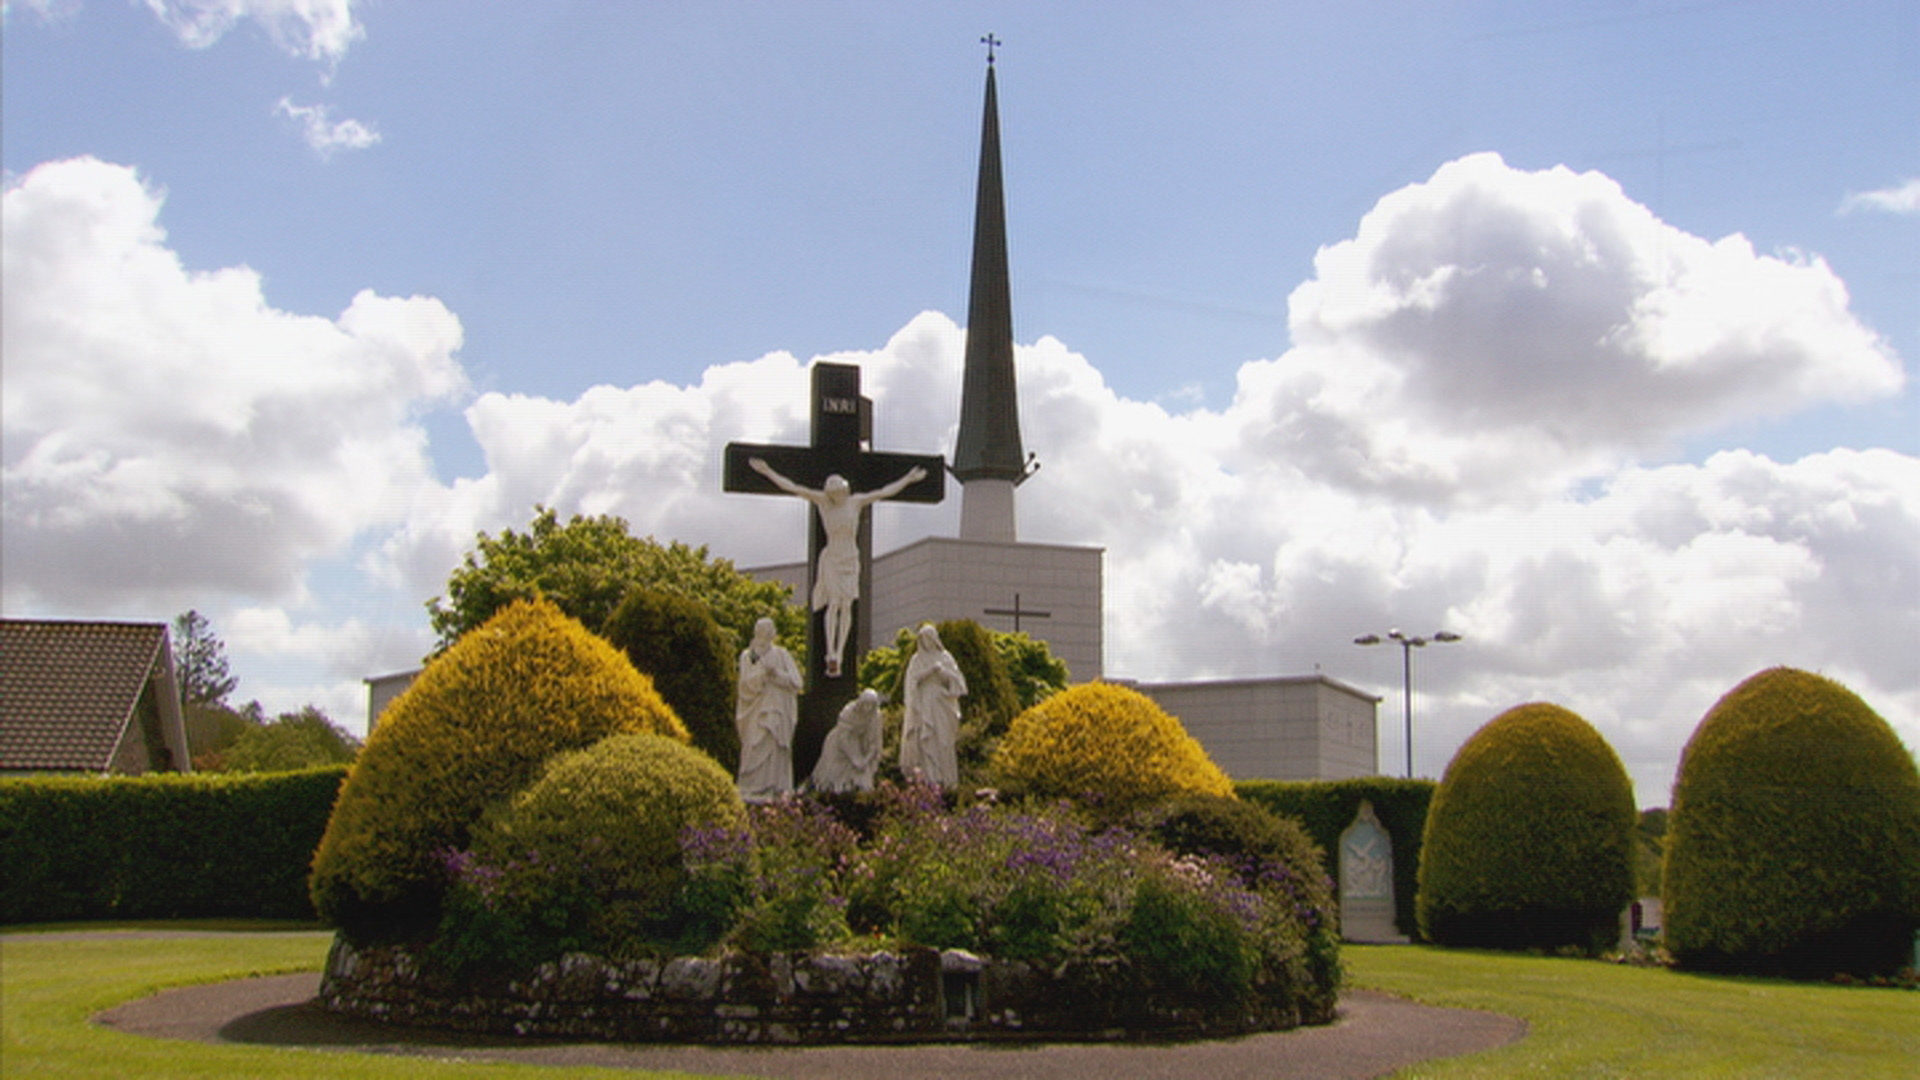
[860,625,1068,711]
[426,506,803,656]
[184,700,261,769]
[218,706,363,773]
[172,609,237,707]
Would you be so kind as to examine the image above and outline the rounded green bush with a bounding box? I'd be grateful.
[602,588,740,774]
[1147,795,1328,878]
[990,682,1234,812]
[447,732,749,963]
[309,598,689,940]
[1416,702,1636,953]
[1664,667,1920,978]
[1144,793,1340,992]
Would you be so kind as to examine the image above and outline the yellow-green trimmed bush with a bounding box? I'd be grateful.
[434,733,748,971]
[309,598,688,940]
[1664,668,1920,978]
[1416,702,1636,953]
[990,682,1234,812]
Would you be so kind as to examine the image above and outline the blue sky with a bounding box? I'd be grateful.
[5,2,1915,799]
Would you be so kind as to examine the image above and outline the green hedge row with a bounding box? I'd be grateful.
[1237,777,1435,938]
[0,766,347,924]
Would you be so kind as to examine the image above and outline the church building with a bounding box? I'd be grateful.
[746,48,1379,782]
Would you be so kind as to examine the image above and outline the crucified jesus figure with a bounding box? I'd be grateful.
[749,457,928,677]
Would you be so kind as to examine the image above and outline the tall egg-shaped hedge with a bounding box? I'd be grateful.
[1664,667,1920,978]
[989,682,1234,812]
[1416,702,1636,953]
[309,598,688,940]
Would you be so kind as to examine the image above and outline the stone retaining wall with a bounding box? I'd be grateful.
[318,937,1321,1043]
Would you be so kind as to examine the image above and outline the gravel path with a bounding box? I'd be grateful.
[97,971,1526,1079]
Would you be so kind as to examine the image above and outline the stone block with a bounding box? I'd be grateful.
[659,956,722,1001]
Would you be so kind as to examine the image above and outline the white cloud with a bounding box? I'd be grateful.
[4,0,83,23]
[1840,178,1920,216]
[142,0,363,66]
[1,156,465,613]
[274,97,380,158]
[367,153,1912,803]
[6,151,1911,788]
[1253,153,1903,506]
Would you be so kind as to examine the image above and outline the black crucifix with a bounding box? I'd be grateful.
[984,593,1051,633]
[724,362,945,779]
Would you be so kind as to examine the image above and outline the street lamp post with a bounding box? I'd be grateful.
[1354,629,1462,778]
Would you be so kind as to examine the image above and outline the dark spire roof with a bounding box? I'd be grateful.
[953,59,1029,485]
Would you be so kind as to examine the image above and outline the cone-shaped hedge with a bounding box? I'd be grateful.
[1416,702,1636,953]
[309,598,688,940]
[1664,667,1920,978]
[990,682,1234,812]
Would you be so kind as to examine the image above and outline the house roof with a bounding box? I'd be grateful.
[0,619,177,772]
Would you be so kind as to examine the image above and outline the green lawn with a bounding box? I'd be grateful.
[0,927,710,1079]
[1347,945,1919,1079]
[3,928,1914,1078]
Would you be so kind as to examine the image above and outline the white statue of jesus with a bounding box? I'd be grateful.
[748,457,928,676]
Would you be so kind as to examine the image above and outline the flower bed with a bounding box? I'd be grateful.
[317,781,1341,1043]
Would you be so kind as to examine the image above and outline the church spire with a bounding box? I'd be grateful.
[953,37,1032,542]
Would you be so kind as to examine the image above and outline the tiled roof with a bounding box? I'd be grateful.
[0,620,167,772]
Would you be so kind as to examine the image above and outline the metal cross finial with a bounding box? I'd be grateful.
[981,33,1001,63]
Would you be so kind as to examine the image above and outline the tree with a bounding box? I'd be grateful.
[185,700,263,770]
[426,506,803,657]
[602,588,741,773]
[311,598,688,941]
[1664,667,1920,978]
[220,706,363,773]
[1634,808,1669,898]
[860,624,1067,711]
[1415,702,1636,954]
[992,630,1070,710]
[990,682,1236,813]
[858,619,1024,783]
[172,610,237,707]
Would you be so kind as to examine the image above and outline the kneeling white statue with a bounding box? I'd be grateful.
[811,688,883,793]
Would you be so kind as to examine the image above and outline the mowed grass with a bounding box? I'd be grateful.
[1348,944,1920,1079]
[4,928,1914,1078]
[0,927,709,1080]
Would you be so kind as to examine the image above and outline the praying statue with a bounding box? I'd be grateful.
[735,617,802,802]
[811,688,884,793]
[900,623,967,787]
[748,457,928,677]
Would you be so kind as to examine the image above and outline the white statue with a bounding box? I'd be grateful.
[900,623,967,787]
[812,688,884,793]
[748,457,928,677]
[735,617,802,802]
